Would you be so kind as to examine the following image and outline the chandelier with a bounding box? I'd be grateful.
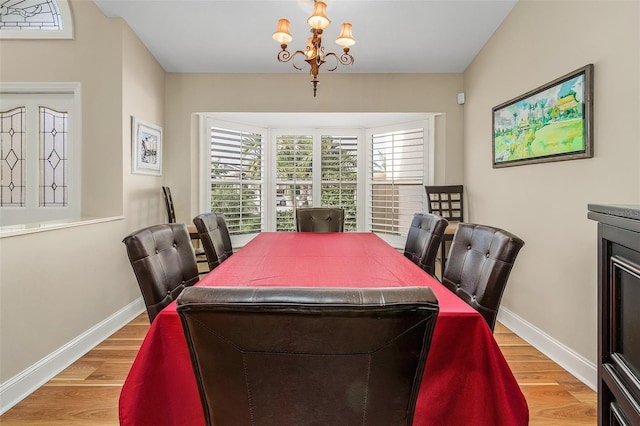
[272,1,355,97]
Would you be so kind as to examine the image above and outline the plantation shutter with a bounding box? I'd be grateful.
[321,134,358,231]
[209,127,263,235]
[370,128,425,236]
[275,135,313,232]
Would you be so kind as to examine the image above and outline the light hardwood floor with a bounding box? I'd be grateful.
[1,315,596,425]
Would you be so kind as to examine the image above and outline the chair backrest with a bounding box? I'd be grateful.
[442,223,525,331]
[122,223,199,323]
[162,186,176,223]
[296,207,345,232]
[404,213,448,277]
[425,185,464,223]
[177,286,439,426]
[215,212,233,259]
[193,212,230,271]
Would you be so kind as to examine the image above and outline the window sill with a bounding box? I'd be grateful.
[0,216,125,239]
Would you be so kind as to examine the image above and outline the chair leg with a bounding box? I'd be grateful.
[440,240,447,279]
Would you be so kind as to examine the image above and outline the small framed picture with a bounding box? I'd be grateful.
[131,117,162,176]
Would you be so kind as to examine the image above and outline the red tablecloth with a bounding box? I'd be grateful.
[119,232,528,425]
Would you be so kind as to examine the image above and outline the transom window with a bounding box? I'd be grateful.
[0,0,73,39]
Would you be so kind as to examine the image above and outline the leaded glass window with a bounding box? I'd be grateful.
[0,86,79,226]
[0,0,61,31]
[1,106,26,207]
[0,0,73,39]
[39,106,68,207]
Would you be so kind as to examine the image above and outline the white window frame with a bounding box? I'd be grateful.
[0,82,81,226]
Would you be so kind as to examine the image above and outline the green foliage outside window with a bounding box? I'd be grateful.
[210,133,358,234]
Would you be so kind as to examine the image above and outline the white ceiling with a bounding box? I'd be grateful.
[92,0,518,74]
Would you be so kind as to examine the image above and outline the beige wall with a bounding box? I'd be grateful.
[0,0,165,383]
[463,0,640,364]
[122,20,167,230]
[164,73,465,221]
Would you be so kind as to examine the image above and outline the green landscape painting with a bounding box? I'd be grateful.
[493,65,592,167]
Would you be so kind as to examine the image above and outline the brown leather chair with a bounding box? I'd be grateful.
[296,207,344,232]
[215,212,233,259]
[424,185,464,276]
[122,223,199,323]
[404,213,448,278]
[163,185,205,261]
[176,286,439,426]
[442,223,524,331]
[193,212,231,271]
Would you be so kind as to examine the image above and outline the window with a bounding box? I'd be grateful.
[1,88,79,226]
[201,115,430,242]
[207,126,264,235]
[273,131,360,232]
[369,126,427,236]
[0,106,25,207]
[321,134,358,231]
[275,135,313,231]
[0,0,74,39]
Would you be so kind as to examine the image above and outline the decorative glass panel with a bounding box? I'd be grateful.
[0,0,62,31]
[370,128,425,236]
[0,106,26,207]
[321,135,358,231]
[276,135,313,232]
[209,127,263,235]
[39,106,68,207]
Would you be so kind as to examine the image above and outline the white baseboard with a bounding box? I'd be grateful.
[0,298,145,415]
[497,306,597,391]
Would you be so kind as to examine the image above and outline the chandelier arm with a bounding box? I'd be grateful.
[323,51,354,72]
[277,49,307,64]
[277,49,313,71]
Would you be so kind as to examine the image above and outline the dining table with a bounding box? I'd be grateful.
[119,232,528,426]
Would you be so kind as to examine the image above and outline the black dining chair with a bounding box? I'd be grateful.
[404,212,448,278]
[177,286,439,426]
[441,222,524,331]
[296,207,345,232]
[214,212,233,259]
[193,212,232,271]
[122,223,199,323]
[163,186,208,270]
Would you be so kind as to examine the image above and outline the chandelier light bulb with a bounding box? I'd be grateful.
[305,37,318,59]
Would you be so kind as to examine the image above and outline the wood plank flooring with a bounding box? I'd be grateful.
[1,315,596,425]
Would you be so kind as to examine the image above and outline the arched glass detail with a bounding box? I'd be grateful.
[0,0,73,39]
